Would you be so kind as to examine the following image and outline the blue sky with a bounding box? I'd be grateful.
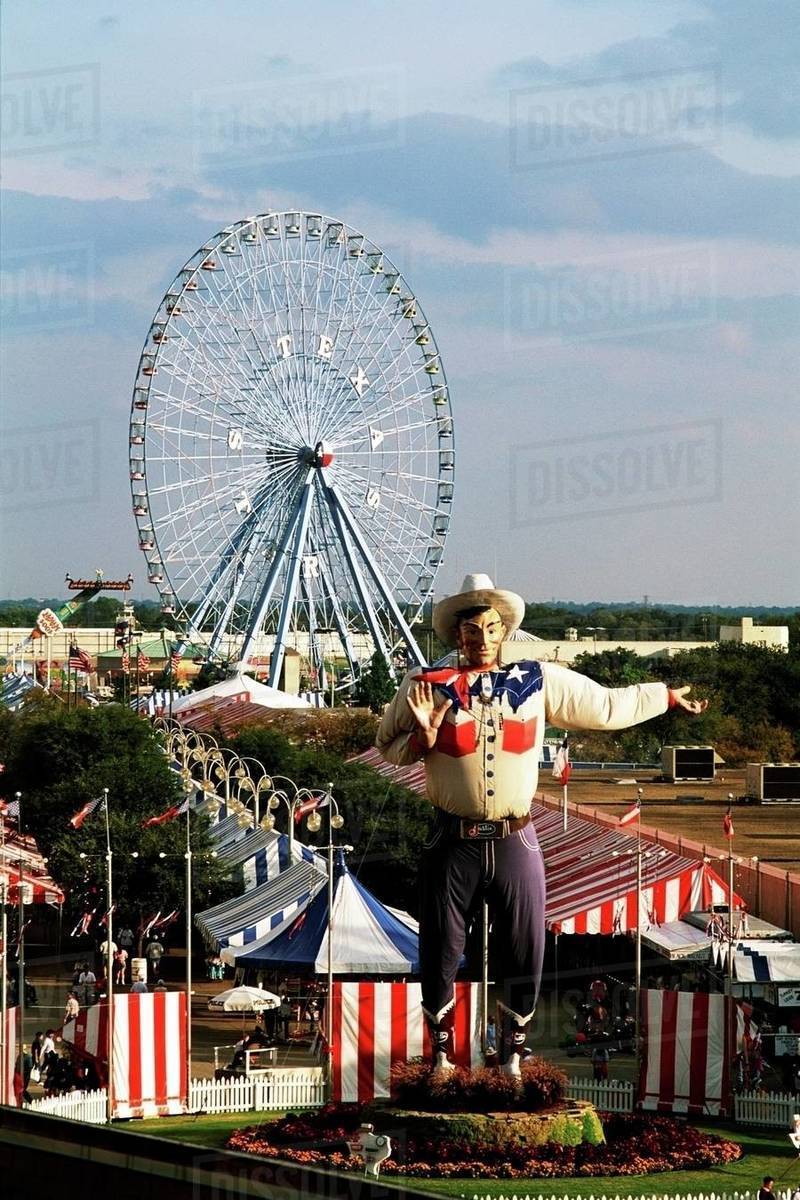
[1,0,798,606]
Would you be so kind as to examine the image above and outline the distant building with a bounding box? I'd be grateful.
[718,616,789,652]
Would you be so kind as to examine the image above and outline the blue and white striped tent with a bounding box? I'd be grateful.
[217,826,319,891]
[220,851,420,975]
[196,858,327,949]
[1,672,36,711]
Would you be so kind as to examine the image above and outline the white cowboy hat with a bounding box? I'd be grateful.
[432,574,525,648]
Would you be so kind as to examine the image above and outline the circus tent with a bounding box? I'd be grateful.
[352,748,739,935]
[219,851,420,975]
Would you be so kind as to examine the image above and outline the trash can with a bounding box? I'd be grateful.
[131,957,147,984]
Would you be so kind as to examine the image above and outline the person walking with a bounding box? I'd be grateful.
[63,991,80,1023]
[113,946,128,986]
[376,572,708,1076]
[145,938,164,980]
[77,963,96,1008]
[757,1176,774,1200]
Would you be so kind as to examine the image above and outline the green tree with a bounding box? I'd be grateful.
[353,651,397,713]
[0,695,231,948]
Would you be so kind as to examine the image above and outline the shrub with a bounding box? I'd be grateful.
[389,1057,567,1113]
[548,1114,583,1147]
[582,1108,606,1145]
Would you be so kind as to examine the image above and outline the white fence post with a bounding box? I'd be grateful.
[735,1089,795,1128]
[25,1088,108,1124]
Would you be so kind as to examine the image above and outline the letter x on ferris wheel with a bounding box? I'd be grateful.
[129,211,455,687]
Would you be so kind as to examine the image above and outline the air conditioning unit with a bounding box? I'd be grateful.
[661,745,716,782]
[745,763,800,803]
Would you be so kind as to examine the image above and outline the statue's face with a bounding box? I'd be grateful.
[456,607,506,668]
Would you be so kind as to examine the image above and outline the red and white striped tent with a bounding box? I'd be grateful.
[62,992,187,1117]
[1,1005,18,1106]
[353,749,738,934]
[1,830,64,905]
[330,981,482,1103]
[640,989,735,1115]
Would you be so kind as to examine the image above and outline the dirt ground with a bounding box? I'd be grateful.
[537,767,800,873]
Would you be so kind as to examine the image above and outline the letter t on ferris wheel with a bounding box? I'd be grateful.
[129,211,455,686]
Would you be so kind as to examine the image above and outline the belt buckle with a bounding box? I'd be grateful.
[463,820,500,839]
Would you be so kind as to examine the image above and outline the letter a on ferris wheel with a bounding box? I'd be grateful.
[129,211,454,688]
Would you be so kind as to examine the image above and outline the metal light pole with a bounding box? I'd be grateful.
[305,786,343,1097]
[103,788,114,1124]
[0,812,7,1106]
[634,788,643,1058]
[185,781,193,1096]
[16,793,25,1086]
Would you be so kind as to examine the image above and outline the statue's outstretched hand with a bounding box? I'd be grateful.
[669,685,708,715]
[407,680,452,749]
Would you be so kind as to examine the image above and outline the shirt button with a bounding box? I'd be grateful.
[487,754,494,761]
[487,789,494,797]
[488,736,496,743]
[487,770,494,778]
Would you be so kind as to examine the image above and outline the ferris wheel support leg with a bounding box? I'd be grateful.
[207,529,262,658]
[325,482,427,668]
[317,558,362,681]
[191,514,259,638]
[321,483,392,665]
[267,480,315,690]
[239,469,314,666]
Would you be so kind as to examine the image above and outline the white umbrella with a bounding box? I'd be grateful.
[207,985,280,1012]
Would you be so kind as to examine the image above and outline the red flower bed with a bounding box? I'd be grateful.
[226,1107,743,1180]
[389,1057,567,1112]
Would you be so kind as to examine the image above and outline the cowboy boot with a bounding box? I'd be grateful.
[498,1006,532,1079]
[425,1004,456,1075]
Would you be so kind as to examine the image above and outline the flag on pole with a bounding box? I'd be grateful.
[170,641,187,670]
[141,793,190,828]
[619,798,642,826]
[0,798,19,821]
[154,909,179,932]
[552,735,571,786]
[121,651,130,674]
[723,805,735,839]
[293,793,330,824]
[138,653,150,672]
[70,794,104,829]
[68,644,93,673]
[141,912,162,939]
[70,909,96,938]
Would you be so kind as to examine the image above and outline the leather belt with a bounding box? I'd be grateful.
[458,815,531,840]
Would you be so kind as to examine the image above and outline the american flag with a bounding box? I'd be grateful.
[141,793,190,828]
[0,797,20,821]
[121,651,130,673]
[68,643,93,673]
[70,794,105,829]
[170,641,186,669]
[138,652,150,672]
[293,793,330,824]
[619,798,642,826]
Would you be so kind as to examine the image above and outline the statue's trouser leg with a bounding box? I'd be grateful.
[485,826,547,1068]
[419,824,484,1064]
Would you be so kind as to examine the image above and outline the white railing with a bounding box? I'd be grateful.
[471,1193,791,1200]
[566,1076,635,1112]
[189,1067,326,1115]
[26,1088,107,1124]
[735,1088,796,1127]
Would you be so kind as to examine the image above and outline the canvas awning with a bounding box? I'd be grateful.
[195,858,327,949]
[640,919,718,960]
[711,940,800,981]
[351,749,739,935]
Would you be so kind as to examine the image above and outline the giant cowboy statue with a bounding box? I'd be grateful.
[376,574,708,1077]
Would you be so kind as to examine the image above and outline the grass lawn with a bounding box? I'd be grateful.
[124,1113,800,1197]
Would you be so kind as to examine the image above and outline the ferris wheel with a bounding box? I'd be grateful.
[129,211,455,686]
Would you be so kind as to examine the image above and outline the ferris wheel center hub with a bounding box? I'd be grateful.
[302,442,334,468]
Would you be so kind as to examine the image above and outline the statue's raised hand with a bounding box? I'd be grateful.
[407,680,452,750]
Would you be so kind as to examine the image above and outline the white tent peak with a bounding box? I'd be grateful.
[172,671,312,714]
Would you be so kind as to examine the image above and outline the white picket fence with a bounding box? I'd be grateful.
[189,1067,326,1114]
[566,1076,635,1112]
[471,1193,791,1200]
[735,1088,797,1127]
[26,1088,107,1124]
